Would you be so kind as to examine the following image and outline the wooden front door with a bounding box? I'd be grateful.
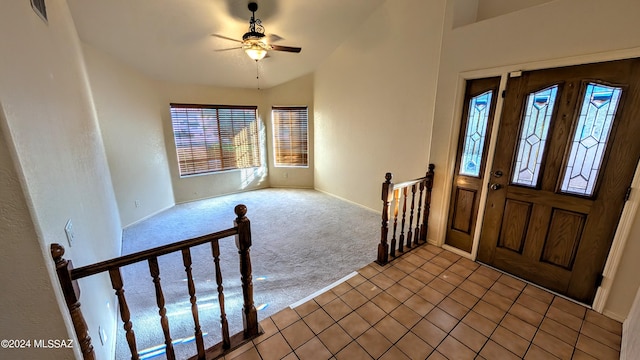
[446,77,501,252]
[477,58,640,304]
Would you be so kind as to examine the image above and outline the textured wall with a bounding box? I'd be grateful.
[0,1,121,358]
[314,0,446,211]
[82,43,175,227]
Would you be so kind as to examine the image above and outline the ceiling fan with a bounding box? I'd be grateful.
[212,2,302,61]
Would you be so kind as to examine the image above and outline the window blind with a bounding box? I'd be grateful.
[170,104,261,176]
[272,106,308,167]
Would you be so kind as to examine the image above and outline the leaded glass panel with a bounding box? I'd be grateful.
[460,91,493,177]
[560,83,622,196]
[511,85,559,187]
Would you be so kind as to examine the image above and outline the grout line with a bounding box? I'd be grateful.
[289,271,358,309]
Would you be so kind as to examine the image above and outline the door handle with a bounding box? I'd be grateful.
[490,183,502,191]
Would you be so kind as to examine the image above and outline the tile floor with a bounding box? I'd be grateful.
[222,244,622,360]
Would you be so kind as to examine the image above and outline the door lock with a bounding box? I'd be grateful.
[491,170,503,178]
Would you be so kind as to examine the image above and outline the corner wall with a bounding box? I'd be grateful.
[266,74,315,188]
[82,43,175,228]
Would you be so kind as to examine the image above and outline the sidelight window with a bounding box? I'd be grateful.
[460,91,493,177]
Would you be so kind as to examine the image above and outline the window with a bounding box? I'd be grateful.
[560,83,622,196]
[459,90,493,177]
[511,85,559,187]
[272,106,309,167]
[169,104,261,176]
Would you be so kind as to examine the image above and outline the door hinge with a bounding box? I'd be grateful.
[595,273,604,288]
[625,187,632,202]
[501,90,506,98]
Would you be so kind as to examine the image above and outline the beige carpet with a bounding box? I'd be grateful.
[116,188,380,359]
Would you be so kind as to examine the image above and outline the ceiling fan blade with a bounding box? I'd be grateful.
[214,47,243,52]
[265,34,284,43]
[210,34,243,43]
[270,44,302,53]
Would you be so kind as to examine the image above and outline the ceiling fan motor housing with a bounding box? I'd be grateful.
[242,31,265,41]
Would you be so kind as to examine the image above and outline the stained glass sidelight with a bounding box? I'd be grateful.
[460,91,493,177]
[511,85,559,187]
[560,83,622,196]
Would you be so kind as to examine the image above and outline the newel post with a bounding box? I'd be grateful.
[234,205,259,338]
[50,244,95,360]
[420,164,435,242]
[377,173,393,265]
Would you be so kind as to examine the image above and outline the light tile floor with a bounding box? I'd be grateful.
[223,244,622,360]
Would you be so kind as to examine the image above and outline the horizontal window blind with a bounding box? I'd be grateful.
[272,106,308,167]
[170,104,260,176]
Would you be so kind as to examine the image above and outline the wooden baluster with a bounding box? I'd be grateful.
[377,173,393,265]
[211,240,231,348]
[421,164,435,242]
[182,248,205,359]
[148,257,175,360]
[108,268,139,360]
[398,187,408,254]
[414,180,425,246]
[390,188,400,258]
[235,204,259,338]
[406,184,417,249]
[50,244,95,360]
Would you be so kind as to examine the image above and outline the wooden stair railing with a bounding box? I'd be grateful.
[377,164,435,265]
[51,204,262,360]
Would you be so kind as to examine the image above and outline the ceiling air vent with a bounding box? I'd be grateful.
[31,0,48,24]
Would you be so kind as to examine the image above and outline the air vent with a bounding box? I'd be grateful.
[31,0,48,23]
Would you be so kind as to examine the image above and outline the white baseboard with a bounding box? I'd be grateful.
[289,272,358,309]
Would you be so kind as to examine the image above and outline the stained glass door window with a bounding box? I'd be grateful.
[460,91,493,177]
[560,83,622,196]
[511,85,559,187]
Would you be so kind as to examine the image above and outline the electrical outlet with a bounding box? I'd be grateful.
[134,200,140,208]
[64,220,75,246]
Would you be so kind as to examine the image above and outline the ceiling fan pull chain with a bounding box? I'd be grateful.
[256,61,261,90]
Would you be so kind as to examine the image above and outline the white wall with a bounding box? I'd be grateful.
[82,43,175,227]
[0,1,121,359]
[266,74,315,188]
[0,114,75,359]
[314,0,446,211]
[430,0,640,319]
[622,286,640,359]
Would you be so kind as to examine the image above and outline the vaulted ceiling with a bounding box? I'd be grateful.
[67,0,386,89]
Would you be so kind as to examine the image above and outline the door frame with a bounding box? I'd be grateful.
[438,47,640,318]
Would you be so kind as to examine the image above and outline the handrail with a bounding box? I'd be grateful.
[71,228,237,279]
[377,164,435,265]
[51,204,261,360]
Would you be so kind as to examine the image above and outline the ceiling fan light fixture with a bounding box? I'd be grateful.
[244,46,267,61]
[212,2,301,61]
